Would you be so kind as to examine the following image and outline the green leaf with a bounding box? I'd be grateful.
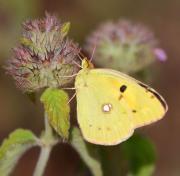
[70,127,103,176]
[61,22,71,37]
[121,134,156,176]
[41,88,70,139]
[0,129,37,176]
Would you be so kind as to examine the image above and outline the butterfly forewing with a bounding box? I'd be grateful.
[91,69,168,128]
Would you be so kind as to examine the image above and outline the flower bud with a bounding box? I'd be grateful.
[85,20,167,73]
[6,13,80,92]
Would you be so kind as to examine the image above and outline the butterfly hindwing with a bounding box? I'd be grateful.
[75,70,134,145]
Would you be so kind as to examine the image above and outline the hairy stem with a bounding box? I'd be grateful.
[33,146,52,176]
[33,113,56,176]
[44,113,54,139]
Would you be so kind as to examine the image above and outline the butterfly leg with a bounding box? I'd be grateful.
[58,73,78,78]
[72,60,82,69]
[67,92,77,104]
[62,87,76,90]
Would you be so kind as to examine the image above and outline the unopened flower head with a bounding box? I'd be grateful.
[85,20,167,73]
[6,13,80,92]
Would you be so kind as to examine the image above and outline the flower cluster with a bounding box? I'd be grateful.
[6,13,80,92]
[85,20,167,73]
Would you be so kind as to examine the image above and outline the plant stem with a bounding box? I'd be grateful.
[33,146,52,176]
[44,113,54,139]
[33,113,56,176]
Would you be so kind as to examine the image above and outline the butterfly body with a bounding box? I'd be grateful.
[75,59,168,145]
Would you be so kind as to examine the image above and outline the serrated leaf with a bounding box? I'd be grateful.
[41,88,70,139]
[70,127,103,176]
[122,134,156,176]
[0,129,37,176]
[61,22,71,37]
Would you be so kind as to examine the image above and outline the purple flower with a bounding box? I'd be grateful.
[85,20,167,73]
[154,48,167,62]
[6,13,80,92]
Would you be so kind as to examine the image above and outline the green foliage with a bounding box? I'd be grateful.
[98,145,125,176]
[122,134,156,176]
[41,88,70,139]
[70,127,103,176]
[0,129,37,176]
[61,22,71,37]
[20,37,35,49]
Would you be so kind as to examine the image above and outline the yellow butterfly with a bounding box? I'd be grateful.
[75,58,168,145]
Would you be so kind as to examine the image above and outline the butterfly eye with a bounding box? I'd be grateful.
[120,85,127,93]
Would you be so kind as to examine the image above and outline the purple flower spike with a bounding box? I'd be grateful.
[154,48,167,62]
[5,13,80,92]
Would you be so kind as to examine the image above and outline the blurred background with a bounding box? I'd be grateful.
[0,0,179,175]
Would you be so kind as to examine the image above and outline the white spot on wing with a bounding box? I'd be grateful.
[102,103,112,112]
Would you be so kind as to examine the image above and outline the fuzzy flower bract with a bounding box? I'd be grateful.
[6,13,80,92]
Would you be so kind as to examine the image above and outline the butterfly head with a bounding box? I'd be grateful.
[81,58,94,69]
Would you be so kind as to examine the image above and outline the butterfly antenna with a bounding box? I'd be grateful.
[58,73,78,78]
[79,51,86,59]
[67,92,77,104]
[90,45,97,62]
[71,43,83,62]
[73,60,83,69]
[77,51,83,62]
